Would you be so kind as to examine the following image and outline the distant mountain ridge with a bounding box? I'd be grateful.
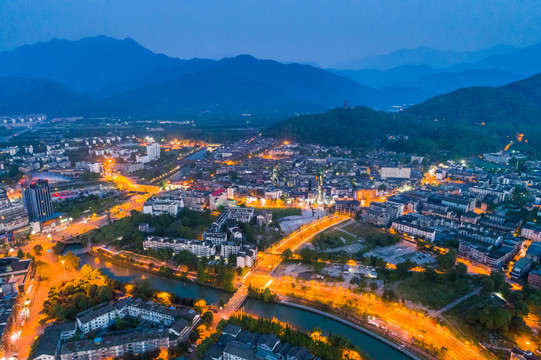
[265,72,541,157]
[0,77,97,116]
[329,42,541,98]
[0,36,433,119]
[0,36,538,123]
[334,44,517,70]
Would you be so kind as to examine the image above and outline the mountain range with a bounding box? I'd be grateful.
[1,34,541,148]
[3,36,541,120]
[329,42,541,96]
[0,36,434,119]
[265,73,541,157]
[332,45,517,70]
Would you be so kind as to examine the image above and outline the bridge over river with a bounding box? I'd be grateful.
[215,213,350,323]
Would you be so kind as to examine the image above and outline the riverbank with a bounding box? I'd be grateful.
[278,300,425,360]
[88,248,234,296]
[89,249,430,359]
[81,250,423,359]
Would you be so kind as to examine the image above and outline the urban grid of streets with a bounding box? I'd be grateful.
[6,179,491,360]
[4,147,533,360]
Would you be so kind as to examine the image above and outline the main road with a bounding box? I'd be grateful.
[3,192,150,359]
[214,213,350,324]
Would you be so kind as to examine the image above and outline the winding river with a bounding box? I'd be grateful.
[79,253,412,360]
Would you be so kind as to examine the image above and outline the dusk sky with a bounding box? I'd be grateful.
[2,0,541,67]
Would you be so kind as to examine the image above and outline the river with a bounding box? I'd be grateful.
[168,148,208,181]
[185,148,208,160]
[79,252,412,359]
[79,253,232,306]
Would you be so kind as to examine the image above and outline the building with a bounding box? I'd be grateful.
[224,208,255,224]
[203,224,228,245]
[143,236,216,257]
[0,257,32,293]
[143,198,184,216]
[528,266,541,289]
[334,199,361,214]
[202,325,313,360]
[36,298,197,360]
[365,202,401,226]
[236,245,258,268]
[209,188,227,211]
[182,189,209,211]
[0,188,29,237]
[32,323,77,360]
[521,222,541,241]
[223,341,256,360]
[391,215,436,241]
[525,242,541,262]
[510,257,534,280]
[60,329,170,360]
[21,179,54,221]
[146,143,161,160]
[380,166,411,180]
[510,347,537,360]
[221,242,242,258]
[483,151,511,165]
[76,298,199,334]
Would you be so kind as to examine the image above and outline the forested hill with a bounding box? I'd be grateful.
[265,73,541,157]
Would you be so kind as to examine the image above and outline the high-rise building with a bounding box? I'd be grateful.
[146,143,161,160]
[0,188,29,233]
[21,179,54,221]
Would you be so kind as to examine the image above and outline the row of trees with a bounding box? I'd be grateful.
[223,314,365,360]
[53,194,117,220]
[75,209,215,250]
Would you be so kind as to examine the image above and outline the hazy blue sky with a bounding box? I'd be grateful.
[2,0,541,67]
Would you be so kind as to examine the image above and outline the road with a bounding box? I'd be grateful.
[213,214,350,326]
[2,193,149,359]
[273,280,490,360]
[3,238,79,359]
[33,193,150,243]
[210,212,490,360]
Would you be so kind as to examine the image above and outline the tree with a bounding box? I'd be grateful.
[281,248,293,261]
[33,244,43,256]
[196,262,208,284]
[455,262,468,277]
[263,288,273,302]
[382,288,397,302]
[61,252,80,270]
[436,249,457,271]
[97,286,114,303]
[189,328,200,342]
[201,311,213,326]
[194,299,207,312]
[17,248,25,259]
[52,241,65,255]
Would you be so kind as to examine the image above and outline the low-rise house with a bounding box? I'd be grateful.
[236,245,258,268]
